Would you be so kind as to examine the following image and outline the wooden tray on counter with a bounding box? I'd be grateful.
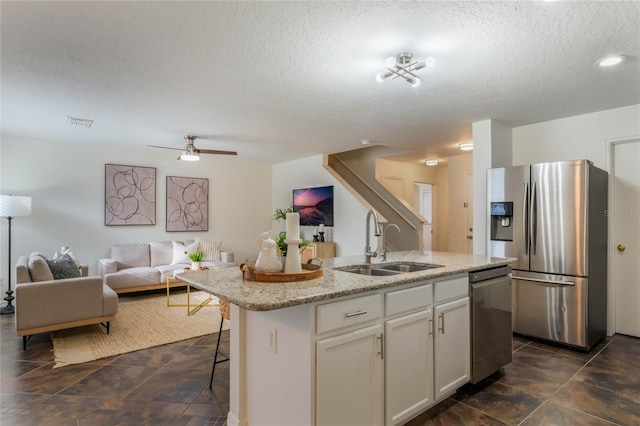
[240,259,323,282]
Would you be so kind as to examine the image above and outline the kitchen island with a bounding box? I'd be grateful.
[179,251,514,426]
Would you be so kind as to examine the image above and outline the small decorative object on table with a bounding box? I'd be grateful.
[318,223,325,242]
[188,251,206,271]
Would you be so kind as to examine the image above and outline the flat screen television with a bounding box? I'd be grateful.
[292,185,334,226]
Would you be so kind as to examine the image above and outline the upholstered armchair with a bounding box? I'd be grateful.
[15,253,118,349]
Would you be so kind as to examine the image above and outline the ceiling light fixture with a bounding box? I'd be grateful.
[425,159,439,166]
[459,142,474,151]
[179,142,200,161]
[376,52,435,88]
[598,55,627,67]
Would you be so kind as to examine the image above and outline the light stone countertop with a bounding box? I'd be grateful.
[177,251,516,311]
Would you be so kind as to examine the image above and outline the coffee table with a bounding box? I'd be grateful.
[165,268,216,316]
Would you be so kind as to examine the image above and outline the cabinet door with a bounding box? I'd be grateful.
[434,297,470,400]
[301,244,317,262]
[385,309,433,426]
[316,324,384,426]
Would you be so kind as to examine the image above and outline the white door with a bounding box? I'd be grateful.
[385,309,433,425]
[612,140,640,337]
[415,183,433,251]
[434,297,470,399]
[316,324,384,426]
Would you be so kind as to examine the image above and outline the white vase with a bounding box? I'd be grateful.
[191,261,202,271]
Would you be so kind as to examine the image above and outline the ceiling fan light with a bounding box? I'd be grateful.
[180,152,200,161]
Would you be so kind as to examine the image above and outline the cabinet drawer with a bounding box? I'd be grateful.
[385,284,432,317]
[317,294,382,335]
[434,276,468,303]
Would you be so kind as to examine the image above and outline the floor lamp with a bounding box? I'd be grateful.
[0,195,32,315]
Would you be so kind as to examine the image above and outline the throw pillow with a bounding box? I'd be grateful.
[171,241,199,264]
[53,247,81,267]
[47,254,81,280]
[196,237,223,261]
[28,252,54,282]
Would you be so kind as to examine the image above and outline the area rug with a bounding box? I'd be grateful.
[51,291,228,368]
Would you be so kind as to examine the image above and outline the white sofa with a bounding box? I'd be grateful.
[98,240,235,293]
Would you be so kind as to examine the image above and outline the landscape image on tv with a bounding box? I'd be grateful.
[293,185,334,226]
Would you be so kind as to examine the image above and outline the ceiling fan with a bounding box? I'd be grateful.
[147,135,238,161]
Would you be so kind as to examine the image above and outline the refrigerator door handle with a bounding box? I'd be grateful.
[530,181,537,255]
[523,182,529,255]
[516,276,575,286]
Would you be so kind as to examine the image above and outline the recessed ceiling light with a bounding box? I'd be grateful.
[598,55,627,67]
[459,142,474,151]
[361,139,371,145]
[425,159,439,166]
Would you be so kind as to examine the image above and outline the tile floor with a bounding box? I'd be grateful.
[2,306,640,425]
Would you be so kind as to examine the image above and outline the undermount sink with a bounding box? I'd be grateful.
[334,265,402,276]
[376,262,443,273]
[335,262,443,276]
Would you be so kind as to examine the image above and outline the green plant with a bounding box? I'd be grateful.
[273,204,296,221]
[188,251,205,262]
[275,231,310,257]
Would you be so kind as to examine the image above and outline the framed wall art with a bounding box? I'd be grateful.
[293,185,334,226]
[166,176,209,232]
[105,164,156,226]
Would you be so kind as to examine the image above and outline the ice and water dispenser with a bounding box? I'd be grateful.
[490,202,513,241]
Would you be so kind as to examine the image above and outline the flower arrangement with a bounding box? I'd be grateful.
[188,251,206,262]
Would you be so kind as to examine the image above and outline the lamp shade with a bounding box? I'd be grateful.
[0,195,32,217]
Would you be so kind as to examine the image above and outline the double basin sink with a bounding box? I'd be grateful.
[335,262,443,276]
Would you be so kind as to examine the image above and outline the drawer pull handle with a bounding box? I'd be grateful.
[345,310,368,318]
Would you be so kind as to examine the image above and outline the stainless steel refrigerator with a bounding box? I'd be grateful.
[487,160,608,351]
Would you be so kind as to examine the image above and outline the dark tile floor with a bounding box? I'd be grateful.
[2,308,639,425]
[407,334,640,426]
[1,310,230,425]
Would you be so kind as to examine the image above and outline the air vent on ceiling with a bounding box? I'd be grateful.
[66,116,94,128]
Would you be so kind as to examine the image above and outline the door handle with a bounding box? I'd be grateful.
[523,182,529,255]
[530,182,537,255]
[617,244,626,252]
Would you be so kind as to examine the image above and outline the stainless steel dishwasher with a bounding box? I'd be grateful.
[469,266,512,384]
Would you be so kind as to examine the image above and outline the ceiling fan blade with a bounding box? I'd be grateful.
[197,149,238,156]
[147,144,183,151]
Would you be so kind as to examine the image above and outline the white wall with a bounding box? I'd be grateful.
[272,155,367,257]
[0,134,273,287]
[512,104,640,169]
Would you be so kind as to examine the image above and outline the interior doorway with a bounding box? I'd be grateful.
[609,138,640,337]
[414,183,433,250]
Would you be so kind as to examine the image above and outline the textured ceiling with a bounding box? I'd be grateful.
[2,1,639,164]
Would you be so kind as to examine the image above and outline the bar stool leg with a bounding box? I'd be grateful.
[209,317,226,389]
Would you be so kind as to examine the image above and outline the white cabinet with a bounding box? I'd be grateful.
[315,275,470,425]
[316,323,384,426]
[385,308,433,425]
[434,297,470,400]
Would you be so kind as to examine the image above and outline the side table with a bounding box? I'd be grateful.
[166,268,217,316]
